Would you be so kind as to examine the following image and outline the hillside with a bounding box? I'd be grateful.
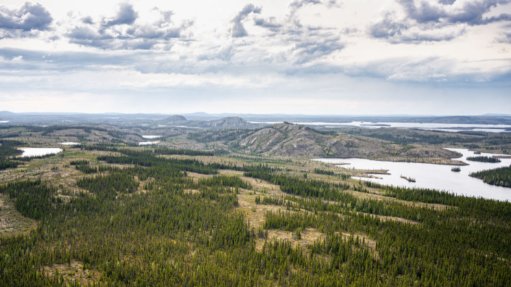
[234,123,459,162]
[194,117,258,130]
[161,115,187,123]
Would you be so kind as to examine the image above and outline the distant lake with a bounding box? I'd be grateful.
[139,141,160,146]
[19,148,63,158]
[142,135,161,139]
[61,142,80,146]
[251,121,511,133]
[316,149,511,201]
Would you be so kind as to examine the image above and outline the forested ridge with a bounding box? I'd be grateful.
[471,166,511,188]
[0,148,510,286]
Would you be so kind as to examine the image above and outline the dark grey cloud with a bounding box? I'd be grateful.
[67,5,192,50]
[289,0,322,10]
[370,0,510,43]
[399,0,511,25]
[293,36,344,64]
[103,3,137,28]
[0,2,52,38]
[370,13,408,39]
[289,0,339,16]
[370,12,464,43]
[253,17,282,32]
[231,4,261,37]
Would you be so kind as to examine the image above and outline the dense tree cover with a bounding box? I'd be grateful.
[77,171,138,198]
[466,156,501,163]
[151,147,215,156]
[97,149,227,173]
[0,180,60,220]
[198,175,251,189]
[70,160,117,174]
[471,166,511,188]
[313,168,335,175]
[245,166,350,201]
[0,140,21,170]
[1,149,511,286]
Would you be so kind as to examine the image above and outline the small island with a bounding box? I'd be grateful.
[400,175,416,183]
[466,156,501,163]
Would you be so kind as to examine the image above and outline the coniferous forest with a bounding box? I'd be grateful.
[0,145,511,286]
[471,166,511,188]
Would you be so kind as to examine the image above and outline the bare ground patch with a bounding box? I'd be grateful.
[255,228,326,252]
[237,190,288,229]
[42,261,101,286]
[186,172,213,183]
[0,194,37,237]
[366,213,420,225]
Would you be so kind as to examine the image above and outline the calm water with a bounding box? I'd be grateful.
[61,142,80,146]
[139,141,160,146]
[316,149,511,201]
[142,135,161,139]
[19,148,63,158]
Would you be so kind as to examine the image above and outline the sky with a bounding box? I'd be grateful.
[0,0,510,115]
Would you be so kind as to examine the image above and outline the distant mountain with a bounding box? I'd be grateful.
[162,115,187,123]
[206,117,252,128]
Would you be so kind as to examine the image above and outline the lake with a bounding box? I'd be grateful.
[316,149,511,201]
[61,142,81,146]
[19,148,63,158]
[142,135,161,139]
[139,141,160,146]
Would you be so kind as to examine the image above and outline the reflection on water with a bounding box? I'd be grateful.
[316,149,511,201]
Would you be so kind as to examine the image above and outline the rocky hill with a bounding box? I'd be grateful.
[201,117,258,130]
[233,123,459,162]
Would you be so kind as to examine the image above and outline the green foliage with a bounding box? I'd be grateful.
[0,140,21,170]
[198,175,251,189]
[471,166,511,188]
[77,171,138,198]
[0,180,60,220]
[245,166,350,201]
[70,160,116,174]
[152,147,215,156]
[467,156,501,163]
[313,168,335,176]
[1,149,511,286]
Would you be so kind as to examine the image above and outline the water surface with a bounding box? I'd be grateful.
[142,135,161,139]
[139,141,160,146]
[19,148,63,158]
[316,149,511,201]
[61,142,80,146]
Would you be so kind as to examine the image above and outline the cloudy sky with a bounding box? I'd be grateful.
[0,0,510,115]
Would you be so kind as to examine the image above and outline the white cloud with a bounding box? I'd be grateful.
[0,0,510,114]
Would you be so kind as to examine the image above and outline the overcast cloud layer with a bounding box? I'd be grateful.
[0,0,510,115]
